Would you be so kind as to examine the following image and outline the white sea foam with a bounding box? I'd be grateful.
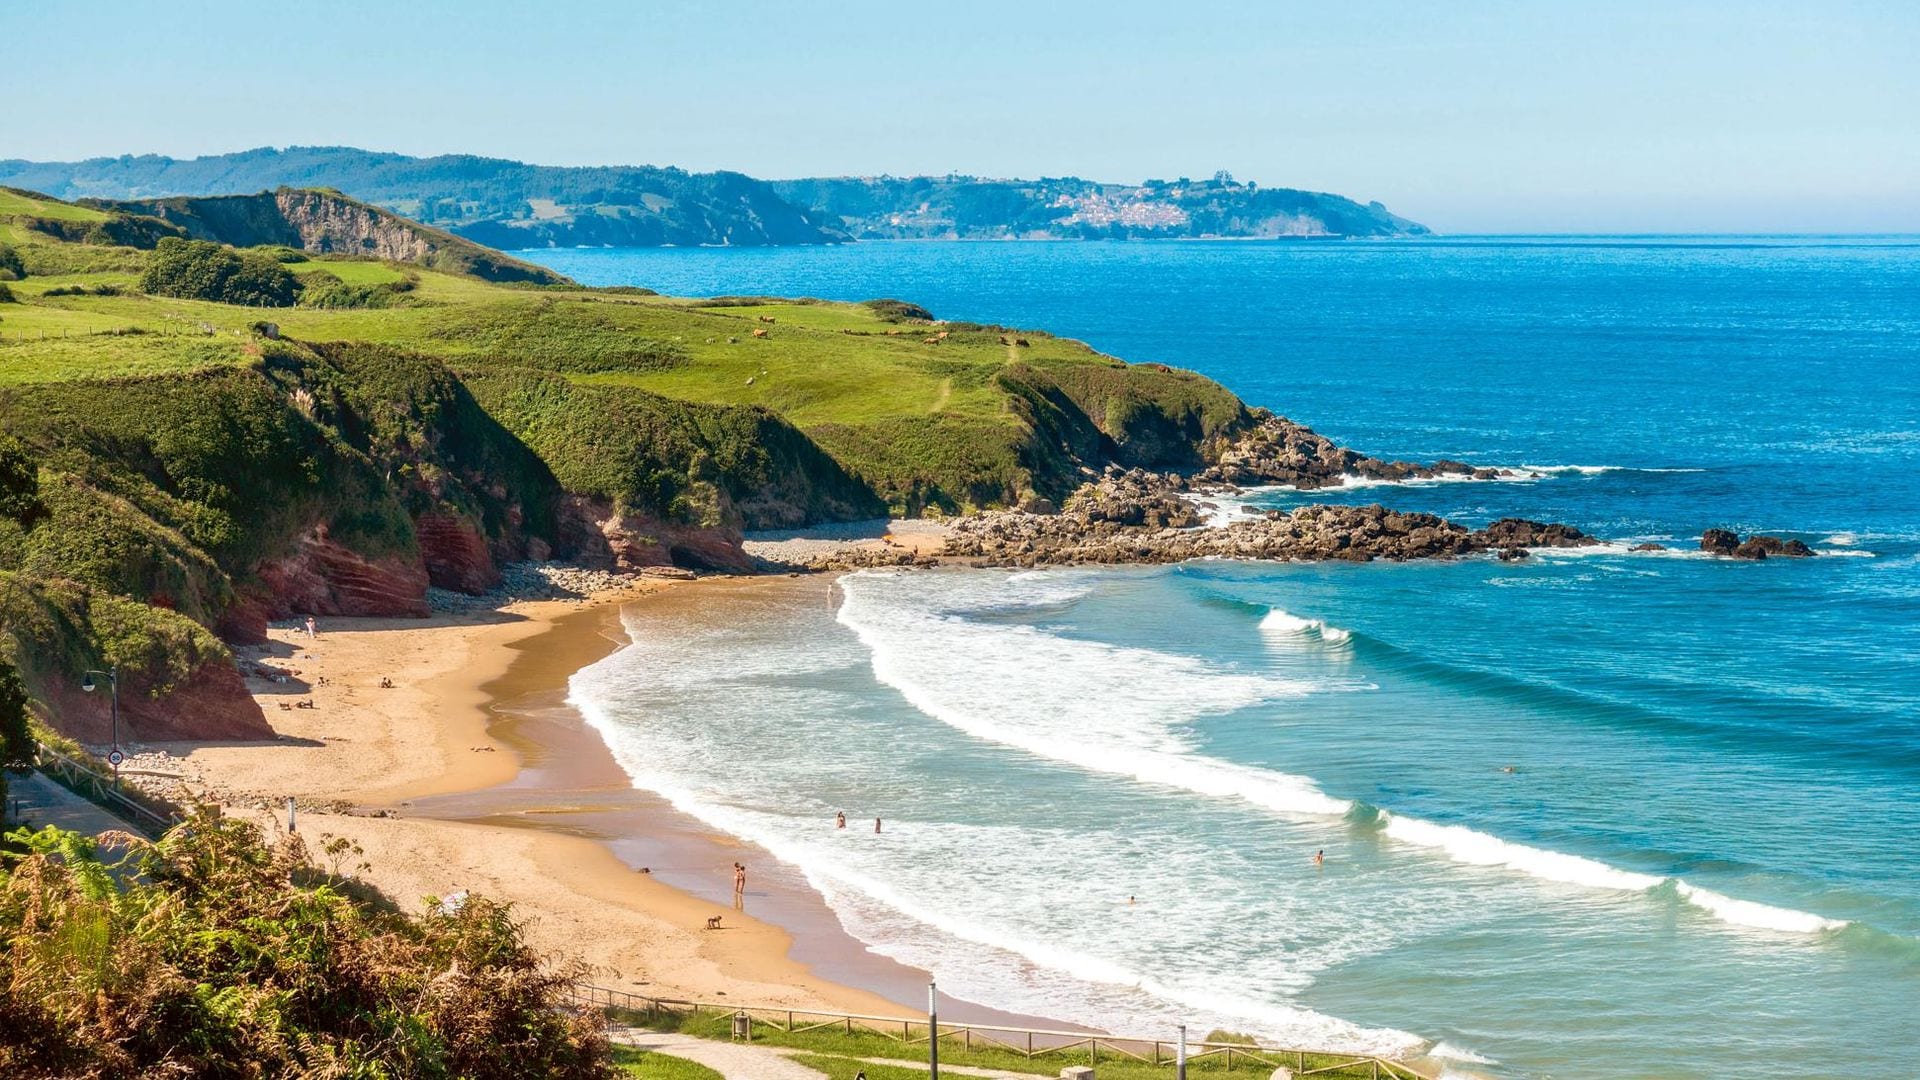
[1381,813,1664,892]
[1429,1042,1498,1065]
[1672,882,1849,934]
[1380,810,1848,934]
[838,574,1354,816]
[837,572,1851,937]
[569,674,1424,1056]
[1258,607,1353,644]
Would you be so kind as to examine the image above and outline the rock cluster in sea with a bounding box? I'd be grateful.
[1199,414,1511,488]
[943,467,1596,568]
[1699,529,1815,560]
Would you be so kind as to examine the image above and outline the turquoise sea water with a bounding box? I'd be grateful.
[530,239,1920,1078]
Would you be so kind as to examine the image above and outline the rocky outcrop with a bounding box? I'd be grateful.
[41,659,270,744]
[942,467,1595,568]
[1478,518,1595,549]
[229,528,432,640]
[1700,530,1816,560]
[560,495,756,574]
[87,189,570,284]
[414,511,500,593]
[1201,415,1512,489]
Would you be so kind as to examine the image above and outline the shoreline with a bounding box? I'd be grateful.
[167,572,1068,1027]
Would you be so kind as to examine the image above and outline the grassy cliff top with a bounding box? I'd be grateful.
[1,186,1238,423]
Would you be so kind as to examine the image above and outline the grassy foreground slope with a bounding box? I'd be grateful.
[0,185,1257,743]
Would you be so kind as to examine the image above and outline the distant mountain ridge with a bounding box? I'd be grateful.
[771,172,1427,240]
[0,148,1428,247]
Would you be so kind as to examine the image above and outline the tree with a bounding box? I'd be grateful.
[139,237,300,307]
[0,660,32,806]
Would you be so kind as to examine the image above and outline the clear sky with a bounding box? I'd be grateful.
[4,0,1916,232]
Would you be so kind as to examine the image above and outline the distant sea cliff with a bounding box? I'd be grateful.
[0,147,1427,248]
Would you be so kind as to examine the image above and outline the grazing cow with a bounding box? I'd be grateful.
[757,315,776,323]
[751,328,769,338]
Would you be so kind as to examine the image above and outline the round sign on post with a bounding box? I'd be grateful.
[107,748,125,768]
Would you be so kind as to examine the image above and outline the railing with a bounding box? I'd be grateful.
[572,983,1435,1079]
[31,743,182,837]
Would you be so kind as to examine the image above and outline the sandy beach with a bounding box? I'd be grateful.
[152,575,917,1018]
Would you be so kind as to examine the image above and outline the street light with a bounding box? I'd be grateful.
[79,666,121,776]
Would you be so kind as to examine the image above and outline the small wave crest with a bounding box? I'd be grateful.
[1429,1041,1498,1065]
[1381,811,1848,934]
[1259,607,1353,644]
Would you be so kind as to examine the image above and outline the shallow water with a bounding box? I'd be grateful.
[537,238,1920,1078]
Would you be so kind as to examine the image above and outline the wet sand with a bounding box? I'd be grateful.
[177,574,1067,1026]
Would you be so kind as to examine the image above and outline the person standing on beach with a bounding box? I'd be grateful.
[732,862,746,909]
[304,615,317,639]
[874,817,882,834]
[835,811,846,829]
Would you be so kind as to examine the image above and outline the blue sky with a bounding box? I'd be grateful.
[4,0,1916,232]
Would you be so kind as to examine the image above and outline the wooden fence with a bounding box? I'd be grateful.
[571,983,1435,1079]
[31,743,181,837]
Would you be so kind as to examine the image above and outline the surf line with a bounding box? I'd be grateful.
[835,574,1852,938]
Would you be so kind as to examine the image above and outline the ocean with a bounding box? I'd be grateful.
[527,238,1920,1078]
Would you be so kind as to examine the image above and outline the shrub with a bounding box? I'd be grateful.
[300,278,416,309]
[0,242,24,281]
[0,282,15,304]
[0,809,614,1077]
[139,236,300,307]
[862,298,935,322]
[0,660,30,805]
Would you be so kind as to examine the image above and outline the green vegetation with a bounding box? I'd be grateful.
[139,236,301,306]
[0,150,1430,246]
[616,1004,1402,1080]
[0,183,1265,746]
[611,1046,725,1080]
[0,660,31,804]
[91,188,573,286]
[0,810,612,1078]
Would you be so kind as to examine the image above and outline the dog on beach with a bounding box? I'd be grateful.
[704,915,723,930]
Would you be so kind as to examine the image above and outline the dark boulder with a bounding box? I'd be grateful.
[1477,518,1595,549]
[1700,529,1741,555]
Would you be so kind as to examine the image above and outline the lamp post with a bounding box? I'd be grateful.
[79,667,121,777]
[927,978,939,1080]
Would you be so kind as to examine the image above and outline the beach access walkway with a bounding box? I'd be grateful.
[6,769,133,837]
[610,1027,1032,1080]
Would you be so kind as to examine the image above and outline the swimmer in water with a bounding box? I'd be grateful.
[1314,849,1325,868]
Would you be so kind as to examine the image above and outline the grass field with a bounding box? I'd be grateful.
[611,1005,1421,1080]
[0,184,1252,516]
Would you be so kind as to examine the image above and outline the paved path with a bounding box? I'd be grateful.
[6,770,134,837]
[609,1028,826,1080]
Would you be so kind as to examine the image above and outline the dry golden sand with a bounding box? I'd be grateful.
[170,579,906,1016]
